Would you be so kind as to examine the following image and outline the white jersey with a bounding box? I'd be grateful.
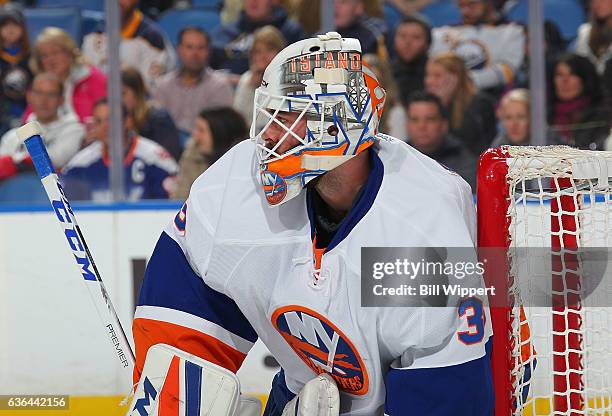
[430,23,525,89]
[0,112,84,168]
[133,135,492,415]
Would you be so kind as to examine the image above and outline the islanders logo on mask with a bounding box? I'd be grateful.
[272,305,368,395]
[260,170,287,205]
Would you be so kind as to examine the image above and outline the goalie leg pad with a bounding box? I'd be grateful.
[127,343,241,416]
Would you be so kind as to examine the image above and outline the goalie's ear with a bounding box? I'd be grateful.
[127,343,243,416]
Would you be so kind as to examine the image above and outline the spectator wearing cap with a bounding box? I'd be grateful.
[549,53,611,150]
[430,0,524,93]
[404,90,477,189]
[334,0,388,58]
[575,0,612,75]
[0,72,84,182]
[0,3,32,134]
[62,98,177,202]
[154,27,234,137]
[82,0,175,88]
[26,27,107,124]
[210,0,303,75]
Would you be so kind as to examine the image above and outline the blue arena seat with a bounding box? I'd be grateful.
[157,8,222,47]
[35,0,104,12]
[0,173,48,204]
[384,3,404,31]
[504,0,586,41]
[24,6,82,44]
[420,0,462,27]
[191,0,223,10]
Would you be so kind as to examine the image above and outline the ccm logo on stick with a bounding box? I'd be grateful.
[51,182,96,282]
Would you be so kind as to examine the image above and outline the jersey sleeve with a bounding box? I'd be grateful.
[132,199,258,386]
[385,337,494,415]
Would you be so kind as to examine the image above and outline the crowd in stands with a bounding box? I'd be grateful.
[0,0,611,201]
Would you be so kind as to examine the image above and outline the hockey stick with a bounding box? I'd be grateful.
[17,121,135,370]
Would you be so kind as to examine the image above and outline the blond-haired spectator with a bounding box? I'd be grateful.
[425,52,497,154]
[25,27,106,123]
[233,26,285,126]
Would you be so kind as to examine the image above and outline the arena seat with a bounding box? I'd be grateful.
[0,174,48,204]
[191,0,223,10]
[504,0,586,41]
[157,8,222,47]
[383,3,404,32]
[24,6,82,44]
[420,0,462,27]
[35,0,104,12]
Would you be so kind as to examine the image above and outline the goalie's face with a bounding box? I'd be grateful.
[262,111,307,155]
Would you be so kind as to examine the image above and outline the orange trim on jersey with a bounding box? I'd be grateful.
[271,305,369,395]
[0,49,27,64]
[312,236,325,270]
[132,317,247,386]
[500,63,514,84]
[102,135,139,167]
[519,306,535,362]
[158,355,180,415]
[121,9,143,39]
[266,140,374,178]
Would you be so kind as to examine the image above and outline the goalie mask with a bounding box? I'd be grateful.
[251,32,386,206]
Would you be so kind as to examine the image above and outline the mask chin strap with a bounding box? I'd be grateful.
[301,154,355,171]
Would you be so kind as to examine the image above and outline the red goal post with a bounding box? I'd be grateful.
[477,146,612,416]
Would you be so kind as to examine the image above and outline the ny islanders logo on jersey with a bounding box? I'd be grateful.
[261,171,287,205]
[272,305,368,395]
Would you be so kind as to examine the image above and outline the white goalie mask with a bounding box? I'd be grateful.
[251,32,386,206]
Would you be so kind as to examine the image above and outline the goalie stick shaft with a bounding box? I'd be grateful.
[17,122,135,370]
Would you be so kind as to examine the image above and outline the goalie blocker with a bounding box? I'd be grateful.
[128,344,339,416]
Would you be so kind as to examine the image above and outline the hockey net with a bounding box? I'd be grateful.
[477,146,612,416]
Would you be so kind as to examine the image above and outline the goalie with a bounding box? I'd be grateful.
[129,32,494,415]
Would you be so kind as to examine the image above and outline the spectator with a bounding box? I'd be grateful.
[0,72,84,181]
[391,15,431,104]
[0,3,31,135]
[490,88,533,147]
[155,27,234,136]
[549,53,611,150]
[293,0,383,35]
[234,26,285,127]
[82,0,175,88]
[173,107,247,200]
[405,90,477,189]
[211,0,303,75]
[512,20,565,102]
[425,52,497,154]
[362,53,402,137]
[334,0,388,58]
[62,98,177,201]
[576,0,612,75]
[430,0,524,93]
[27,27,106,123]
[121,66,181,161]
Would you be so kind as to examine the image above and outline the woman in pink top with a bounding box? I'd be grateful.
[25,27,106,122]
